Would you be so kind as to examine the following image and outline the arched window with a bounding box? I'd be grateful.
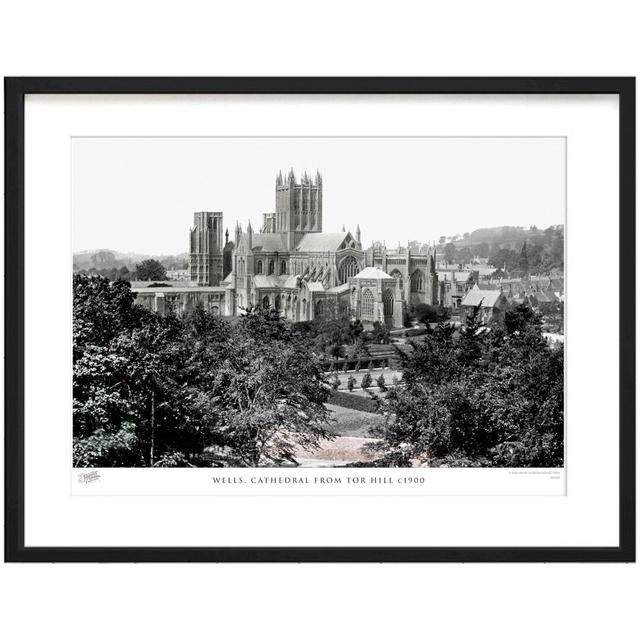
[315,299,324,318]
[268,260,275,275]
[262,296,270,309]
[339,256,360,284]
[280,260,287,274]
[256,260,263,274]
[411,269,424,292]
[383,288,394,315]
[361,288,374,317]
[275,295,281,311]
[390,269,403,290]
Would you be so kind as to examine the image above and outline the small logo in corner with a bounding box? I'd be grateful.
[78,470,101,484]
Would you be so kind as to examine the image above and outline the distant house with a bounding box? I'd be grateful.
[437,270,476,309]
[460,285,509,323]
[525,289,560,313]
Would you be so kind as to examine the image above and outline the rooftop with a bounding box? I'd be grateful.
[352,267,395,280]
[461,286,505,308]
[295,232,351,253]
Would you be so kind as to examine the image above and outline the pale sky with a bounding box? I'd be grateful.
[72,137,566,255]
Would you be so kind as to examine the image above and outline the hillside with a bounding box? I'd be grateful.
[73,249,188,272]
[436,224,564,273]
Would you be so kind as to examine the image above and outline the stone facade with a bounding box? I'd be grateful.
[134,285,227,316]
[366,243,438,311]
[189,211,224,285]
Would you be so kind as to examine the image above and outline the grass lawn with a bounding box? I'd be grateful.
[326,403,385,438]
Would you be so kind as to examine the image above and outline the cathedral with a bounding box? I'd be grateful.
[135,170,438,328]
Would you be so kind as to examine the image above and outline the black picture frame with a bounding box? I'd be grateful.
[4,77,635,563]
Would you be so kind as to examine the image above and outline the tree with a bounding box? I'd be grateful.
[477,242,491,259]
[376,374,387,391]
[73,276,336,467]
[414,303,439,323]
[516,242,529,274]
[199,306,333,466]
[347,375,356,392]
[373,305,563,468]
[370,322,390,344]
[444,242,457,264]
[134,258,167,281]
[488,247,517,271]
[456,246,473,265]
[361,372,372,390]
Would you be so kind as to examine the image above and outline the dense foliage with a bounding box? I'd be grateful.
[73,274,332,467]
[134,258,168,281]
[373,304,564,467]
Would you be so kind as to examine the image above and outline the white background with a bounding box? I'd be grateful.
[1,1,638,639]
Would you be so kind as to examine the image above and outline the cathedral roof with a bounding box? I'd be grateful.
[352,267,395,280]
[253,275,292,289]
[251,233,287,252]
[294,232,351,253]
[326,283,350,294]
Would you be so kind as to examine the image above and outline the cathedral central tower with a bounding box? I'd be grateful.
[275,169,322,250]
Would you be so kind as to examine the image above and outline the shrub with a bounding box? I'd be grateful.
[342,361,348,373]
[376,374,386,391]
[355,360,361,372]
[347,375,356,392]
[361,372,372,390]
[367,360,374,372]
[331,373,341,390]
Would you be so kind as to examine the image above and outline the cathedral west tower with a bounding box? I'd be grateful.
[189,211,223,285]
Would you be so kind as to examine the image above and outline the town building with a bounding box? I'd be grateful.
[460,284,509,323]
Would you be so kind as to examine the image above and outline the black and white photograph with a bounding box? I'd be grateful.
[72,136,565,470]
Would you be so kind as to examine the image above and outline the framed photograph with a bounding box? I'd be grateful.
[4,77,635,562]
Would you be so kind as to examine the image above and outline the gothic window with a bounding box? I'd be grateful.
[411,269,424,292]
[256,260,263,274]
[315,299,324,319]
[262,296,270,309]
[268,260,275,275]
[281,260,287,274]
[339,256,360,284]
[390,269,403,290]
[361,288,374,317]
[383,288,394,316]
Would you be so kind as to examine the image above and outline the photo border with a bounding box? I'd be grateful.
[4,77,635,562]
